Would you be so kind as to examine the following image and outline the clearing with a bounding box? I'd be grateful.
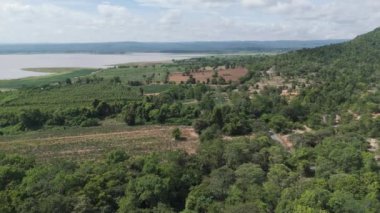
[169,67,248,84]
[0,123,199,162]
[368,138,380,162]
[270,133,294,151]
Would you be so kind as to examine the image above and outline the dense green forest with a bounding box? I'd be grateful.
[0,28,379,212]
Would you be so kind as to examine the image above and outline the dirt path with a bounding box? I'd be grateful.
[144,93,160,97]
[348,110,362,120]
[270,132,293,151]
[368,138,380,162]
[0,126,200,161]
[368,138,379,152]
[294,125,313,134]
[6,126,194,144]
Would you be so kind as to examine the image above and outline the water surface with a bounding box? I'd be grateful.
[0,53,202,80]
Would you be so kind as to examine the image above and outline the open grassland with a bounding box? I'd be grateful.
[96,64,179,83]
[0,120,199,162]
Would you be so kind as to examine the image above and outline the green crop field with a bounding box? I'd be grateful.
[0,83,175,114]
[0,83,137,111]
[96,64,180,83]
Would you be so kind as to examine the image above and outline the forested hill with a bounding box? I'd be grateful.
[273,27,380,71]
[313,27,377,60]
[243,27,379,124]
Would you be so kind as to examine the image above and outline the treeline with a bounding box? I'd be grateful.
[173,55,265,72]
[0,101,124,132]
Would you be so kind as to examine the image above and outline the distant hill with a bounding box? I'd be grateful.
[253,27,380,113]
[0,40,346,54]
[265,27,380,76]
[288,27,380,64]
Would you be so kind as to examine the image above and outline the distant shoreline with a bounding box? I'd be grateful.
[0,40,346,55]
[0,53,204,81]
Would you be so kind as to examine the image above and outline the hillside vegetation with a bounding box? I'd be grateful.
[0,29,379,212]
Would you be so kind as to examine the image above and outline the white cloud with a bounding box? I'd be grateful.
[0,1,147,42]
[97,4,129,17]
[0,0,379,42]
[241,0,282,8]
[96,3,143,27]
[159,10,182,25]
[0,1,31,13]
[137,0,299,9]
[136,0,237,9]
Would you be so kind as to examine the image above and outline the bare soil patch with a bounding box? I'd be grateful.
[0,125,199,162]
[169,67,248,84]
[271,133,294,151]
[279,134,294,151]
[368,138,380,162]
[368,138,379,153]
[293,125,313,134]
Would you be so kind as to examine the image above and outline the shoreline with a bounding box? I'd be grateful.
[0,53,209,81]
[0,52,273,81]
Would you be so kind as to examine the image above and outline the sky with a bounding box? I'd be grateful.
[0,0,379,43]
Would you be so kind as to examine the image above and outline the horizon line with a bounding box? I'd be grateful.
[0,39,349,45]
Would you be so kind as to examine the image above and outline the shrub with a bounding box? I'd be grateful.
[106,150,129,164]
[172,128,182,141]
[19,109,47,131]
[80,118,100,127]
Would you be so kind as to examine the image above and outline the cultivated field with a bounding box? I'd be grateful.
[169,67,248,84]
[96,64,178,83]
[0,82,176,114]
[0,121,199,162]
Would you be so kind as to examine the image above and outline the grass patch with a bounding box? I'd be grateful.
[96,64,180,83]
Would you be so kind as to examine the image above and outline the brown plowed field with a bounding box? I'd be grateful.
[169,67,248,84]
[0,125,199,162]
